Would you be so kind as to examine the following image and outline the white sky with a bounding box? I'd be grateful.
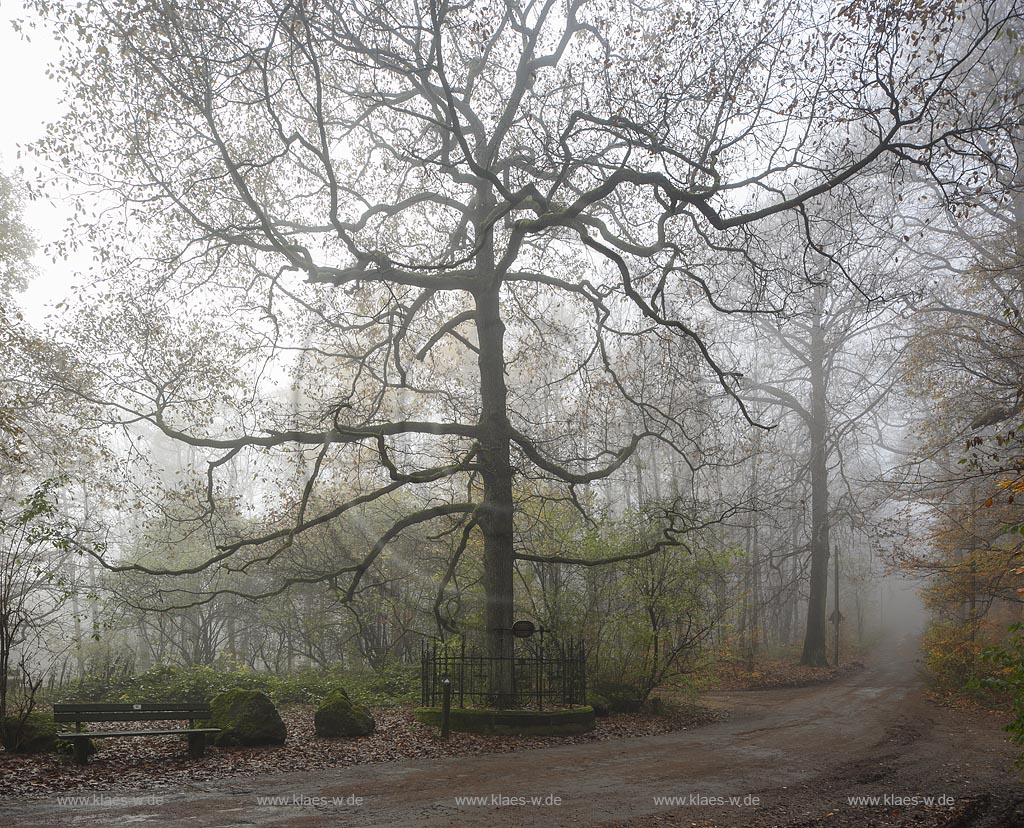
[1,1,79,322]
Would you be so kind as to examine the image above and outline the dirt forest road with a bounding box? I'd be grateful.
[4,633,1022,828]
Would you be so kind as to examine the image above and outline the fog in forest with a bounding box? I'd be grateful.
[1,0,1023,825]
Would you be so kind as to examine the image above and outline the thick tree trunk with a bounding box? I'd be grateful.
[475,280,516,702]
[801,296,831,667]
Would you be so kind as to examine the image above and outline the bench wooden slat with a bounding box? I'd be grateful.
[57,728,221,739]
[54,703,210,713]
[53,711,211,723]
[53,703,212,723]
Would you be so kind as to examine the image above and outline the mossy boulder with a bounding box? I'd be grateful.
[1,712,59,753]
[209,689,287,746]
[314,689,375,737]
[586,692,611,717]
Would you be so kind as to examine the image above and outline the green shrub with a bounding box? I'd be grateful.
[924,621,1006,696]
[590,680,643,713]
[342,665,419,708]
[1,712,59,753]
[56,672,131,703]
[57,663,270,703]
[269,669,336,705]
[132,664,265,701]
[56,661,420,708]
[979,623,1024,770]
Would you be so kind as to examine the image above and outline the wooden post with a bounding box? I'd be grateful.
[441,678,452,741]
[187,731,206,759]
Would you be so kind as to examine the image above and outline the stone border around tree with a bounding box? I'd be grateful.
[413,706,595,736]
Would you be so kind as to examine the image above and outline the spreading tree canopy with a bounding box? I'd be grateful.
[31,0,1020,694]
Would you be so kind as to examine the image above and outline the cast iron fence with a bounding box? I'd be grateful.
[420,635,586,709]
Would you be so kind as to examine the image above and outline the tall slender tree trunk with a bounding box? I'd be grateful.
[475,261,516,701]
[71,559,86,679]
[801,291,831,667]
[779,520,800,647]
[746,432,761,669]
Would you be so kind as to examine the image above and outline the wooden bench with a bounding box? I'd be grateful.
[54,702,221,765]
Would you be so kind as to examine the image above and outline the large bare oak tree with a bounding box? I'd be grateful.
[32,0,1019,695]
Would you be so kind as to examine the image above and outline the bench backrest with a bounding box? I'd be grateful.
[53,702,212,723]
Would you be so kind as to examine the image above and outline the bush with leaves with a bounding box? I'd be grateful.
[980,623,1024,769]
[0,478,79,725]
[57,661,419,709]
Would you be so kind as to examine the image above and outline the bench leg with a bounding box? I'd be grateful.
[72,739,89,766]
[187,732,207,759]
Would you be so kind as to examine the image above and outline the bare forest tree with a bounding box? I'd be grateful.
[33,0,1021,696]
[738,199,908,665]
